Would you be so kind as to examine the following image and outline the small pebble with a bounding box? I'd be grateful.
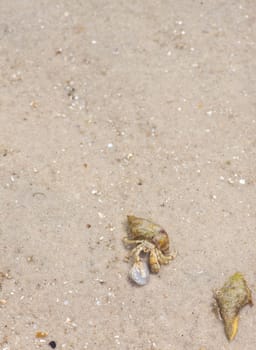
[49,341,57,349]
[36,331,48,338]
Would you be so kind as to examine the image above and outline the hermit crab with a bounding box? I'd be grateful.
[214,272,253,341]
[123,215,176,285]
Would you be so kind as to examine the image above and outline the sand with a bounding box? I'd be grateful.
[0,1,255,349]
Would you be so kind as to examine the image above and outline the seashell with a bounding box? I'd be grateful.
[214,272,253,341]
[127,215,170,254]
[129,259,150,286]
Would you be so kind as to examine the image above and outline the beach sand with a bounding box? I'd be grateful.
[0,1,255,349]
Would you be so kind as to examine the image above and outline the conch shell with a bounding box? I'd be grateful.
[214,272,253,341]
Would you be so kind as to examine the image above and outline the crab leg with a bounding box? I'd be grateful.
[155,249,177,265]
[123,237,144,246]
[123,240,144,262]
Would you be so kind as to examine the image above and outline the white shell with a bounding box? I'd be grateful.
[129,260,150,286]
